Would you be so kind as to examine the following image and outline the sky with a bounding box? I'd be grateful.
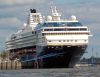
[0,0,100,58]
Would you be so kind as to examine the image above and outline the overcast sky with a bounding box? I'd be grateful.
[0,0,100,58]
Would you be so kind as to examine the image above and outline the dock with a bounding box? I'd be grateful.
[0,61,21,70]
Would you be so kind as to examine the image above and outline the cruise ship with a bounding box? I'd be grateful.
[6,6,91,68]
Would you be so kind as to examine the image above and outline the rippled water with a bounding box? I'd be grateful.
[0,66,100,77]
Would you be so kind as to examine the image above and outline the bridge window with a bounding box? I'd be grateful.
[67,22,82,26]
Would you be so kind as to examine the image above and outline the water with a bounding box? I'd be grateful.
[0,66,100,77]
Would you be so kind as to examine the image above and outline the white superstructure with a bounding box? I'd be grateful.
[6,6,91,52]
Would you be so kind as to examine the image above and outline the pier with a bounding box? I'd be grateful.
[0,61,21,70]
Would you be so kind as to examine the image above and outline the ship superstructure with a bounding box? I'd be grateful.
[6,6,91,68]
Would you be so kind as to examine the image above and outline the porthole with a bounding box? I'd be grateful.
[52,47,54,48]
[49,41,51,42]
[63,40,65,42]
[59,40,61,42]
[75,40,77,42]
[32,31,34,34]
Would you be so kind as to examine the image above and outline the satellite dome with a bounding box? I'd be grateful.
[71,15,76,20]
[47,16,52,21]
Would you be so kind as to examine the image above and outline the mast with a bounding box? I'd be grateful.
[50,6,61,21]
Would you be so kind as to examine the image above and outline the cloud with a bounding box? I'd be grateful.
[0,17,22,29]
[0,17,23,39]
[0,0,46,5]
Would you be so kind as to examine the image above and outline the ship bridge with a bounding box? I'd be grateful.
[41,21,82,27]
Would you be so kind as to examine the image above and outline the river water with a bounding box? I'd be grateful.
[0,66,100,77]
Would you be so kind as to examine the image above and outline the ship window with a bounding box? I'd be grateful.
[67,22,82,26]
[54,28,66,31]
[42,33,44,36]
[63,40,65,42]
[33,31,36,34]
[42,22,82,27]
[75,40,77,42]
[49,40,51,42]
[59,40,61,42]
[44,29,53,31]
[32,31,35,34]
[67,28,79,31]
[80,28,87,31]
[71,40,73,42]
